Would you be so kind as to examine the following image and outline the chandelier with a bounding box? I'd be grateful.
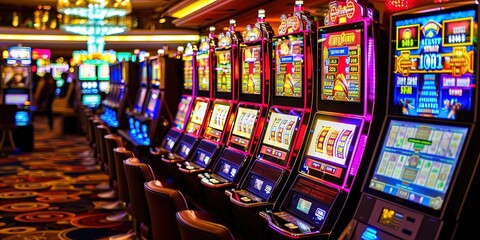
[57,0,132,54]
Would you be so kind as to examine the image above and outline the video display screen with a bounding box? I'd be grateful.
[185,100,208,134]
[183,55,193,90]
[2,66,30,88]
[208,102,231,131]
[197,52,210,92]
[231,107,260,140]
[216,50,232,93]
[97,63,110,81]
[367,120,468,212]
[262,111,299,151]
[145,89,160,118]
[140,61,148,85]
[247,174,275,200]
[273,34,304,98]
[320,28,362,102]
[82,94,101,108]
[4,93,29,105]
[173,96,192,130]
[391,8,477,120]
[218,160,238,181]
[241,45,262,95]
[304,118,359,167]
[135,87,147,112]
[79,64,97,81]
[151,58,164,87]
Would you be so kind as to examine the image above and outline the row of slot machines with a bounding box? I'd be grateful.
[102,0,480,239]
[147,0,384,239]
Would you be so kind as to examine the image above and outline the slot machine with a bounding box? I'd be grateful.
[150,43,196,159]
[224,1,316,238]
[1,46,34,152]
[199,8,274,218]
[117,57,151,149]
[340,2,480,239]
[101,60,139,130]
[160,28,217,186]
[176,19,243,203]
[258,0,387,238]
[77,60,102,109]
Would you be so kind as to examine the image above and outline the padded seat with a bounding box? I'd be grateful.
[144,179,188,240]
[176,209,236,240]
[0,104,17,153]
[123,157,155,240]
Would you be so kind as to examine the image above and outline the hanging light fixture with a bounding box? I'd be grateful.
[57,0,132,54]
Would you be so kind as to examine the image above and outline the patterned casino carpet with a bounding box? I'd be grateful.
[0,115,132,240]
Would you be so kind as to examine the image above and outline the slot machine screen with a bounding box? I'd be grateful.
[365,119,468,216]
[391,7,477,121]
[173,95,192,130]
[134,87,147,112]
[241,44,262,95]
[260,109,301,166]
[319,28,362,103]
[97,63,110,80]
[262,111,300,151]
[139,61,148,85]
[273,34,304,98]
[82,94,101,108]
[79,64,97,80]
[216,50,232,93]
[208,102,231,131]
[183,54,193,90]
[145,89,160,118]
[230,106,260,145]
[245,161,283,201]
[151,58,163,87]
[197,52,210,92]
[185,99,208,134]
[4,93,29,105]
[2,66,30,88]
[300,115,362,185]
[216,150,245,182]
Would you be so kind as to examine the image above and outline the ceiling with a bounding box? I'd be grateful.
[0,0,440,59]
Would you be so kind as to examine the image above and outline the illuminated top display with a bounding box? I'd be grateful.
[391,9,477,120]
[2,66,30,88]
[215,50,232,93]
[79,64,97,80]
[367,120,468,212]
[273,34,304,98]
[183,55,193,90]
[151,59,161,86]
[320,29,362,102]
[197,52,210,92]
[98,63,110,81]
[140,61,148,85]
[241,45,262,95]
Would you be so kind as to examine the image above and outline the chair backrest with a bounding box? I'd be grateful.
[0,104,17,128]
[123,157,155,234]
[144,180,189,240]
[95,124,111,171]
[176,209,236,240]
[104,134,123,183]
[113,147,134,204]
